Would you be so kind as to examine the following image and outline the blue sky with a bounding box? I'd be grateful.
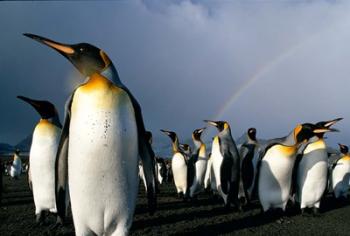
[1,0,350,150]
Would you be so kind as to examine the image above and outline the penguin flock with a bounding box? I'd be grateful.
[160,118,350,217]
[0,33,350,235]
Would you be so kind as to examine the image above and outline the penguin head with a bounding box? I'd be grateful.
[179,144,191,153]
[160,129,177,143]
[23,33,111,77]
[15,149,20,155]
[314,118,342,138]
[338,143,348,154]
[294,123,336,144]
[247,128,257,141]
[145,131,153,145]
[192,127,206,141]
[204,120,230,132]
[17,96,58,120]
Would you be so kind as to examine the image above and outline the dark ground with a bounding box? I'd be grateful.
[1,175,350,236]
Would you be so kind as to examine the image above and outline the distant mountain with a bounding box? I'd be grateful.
[0,143,14,155]
[14,134,32,152]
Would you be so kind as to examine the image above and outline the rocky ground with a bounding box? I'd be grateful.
[1,175,350,235]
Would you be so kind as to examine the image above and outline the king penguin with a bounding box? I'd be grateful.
[17,96,62,223]
[294,118,341,215]
[205,120,241,209]
[238,127,261,205]
[24,33,156,235]
[189,127,208,198]
[331,143,350,199]
[161,130,188,198]
[10,149,22,179]
[257,123,326,213]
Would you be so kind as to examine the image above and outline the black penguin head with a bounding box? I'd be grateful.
[315,118,342,138]
[145,131,153,145]
[204,120,230,132]
[23,33,111,77]
[294,123,336,144]
[179,144,191,153]
[15,149,20,155]
[160,129,177,143]
[247,128,257,141]
[192,127,205,141]
[17,96,58,120]
[338,143,348,154]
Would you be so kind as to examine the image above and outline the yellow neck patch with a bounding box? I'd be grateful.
[274,144,297,156]
[341,155,350,161]
[303,139,326,155]
[199,144,206,157]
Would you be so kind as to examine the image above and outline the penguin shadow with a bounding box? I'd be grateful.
[132,205,233,230]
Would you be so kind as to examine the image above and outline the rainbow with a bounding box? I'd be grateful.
[213,35,318,122]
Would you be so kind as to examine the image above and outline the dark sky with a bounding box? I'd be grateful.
[1,0,350,149]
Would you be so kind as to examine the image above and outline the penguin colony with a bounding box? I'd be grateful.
[1,33,350,235]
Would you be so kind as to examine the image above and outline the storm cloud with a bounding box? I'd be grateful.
[1,0,350,150]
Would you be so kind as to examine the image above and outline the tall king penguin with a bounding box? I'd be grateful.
[205,120,240,209]
[257,123,327,213]
[17,96,62,223]
[24,33,156,235]
[295,118,341,215]
[161,130,188,198]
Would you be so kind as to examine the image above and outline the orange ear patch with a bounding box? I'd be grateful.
[293,124,303,141]
[224,122,230,130]
[100,50,111,69]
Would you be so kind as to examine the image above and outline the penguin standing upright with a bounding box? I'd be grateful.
[17,96,62,222]
[257,123,328,212]
[24,33,156,235]
[189,128,208,198]
[155,157,167,185]
[10,149,22,179]
[205,120,240,208]
[238,128,260,205]
[161,130,188,197]
[295,118,341,214]
[331,143,350,199]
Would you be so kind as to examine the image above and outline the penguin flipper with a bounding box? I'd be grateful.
[186,154,196,194]
[126,90,157,214]
[220,152,233,195]
[55,94,73,221]
[291,153,303,196]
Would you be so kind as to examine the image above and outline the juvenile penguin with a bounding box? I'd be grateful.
[10,149,22,179]
[24,33,156,235]
[239,128,260,205]
[205,120,240,208]
[189,128,208,198]
[257,123,325,212]
[331,143,350,199]
[17,96,62,222]
[161,130,188,197]
[295,118,341,214]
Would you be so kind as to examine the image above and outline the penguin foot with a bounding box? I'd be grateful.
[35,212,44,226]
[312,207,321,217]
